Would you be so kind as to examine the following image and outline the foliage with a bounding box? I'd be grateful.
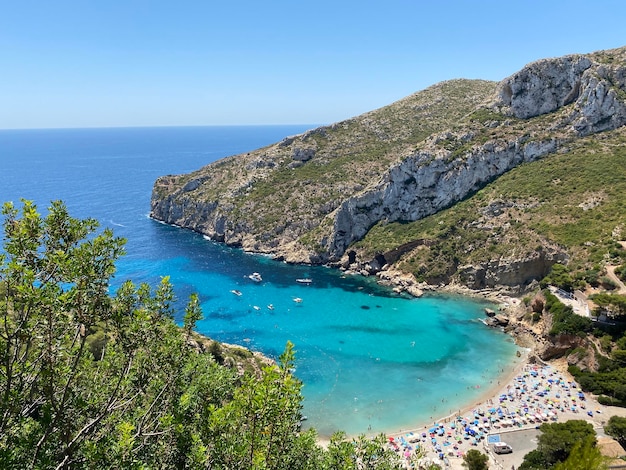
[573,364,626,403]
[590,293,626,317]
[462,448,489,469]
[0,200,406,469]
[543,290,592,336]
[552,437,609,470]
[541,264,575,292]
[205,341,322,469]
[604,415,626,448]
[519,420,596,469]
[323,432,402,470]
[519,449,550,470]
[0,200,236,468]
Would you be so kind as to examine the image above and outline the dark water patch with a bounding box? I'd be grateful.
[330,324,393,335]
[206,310,238,321]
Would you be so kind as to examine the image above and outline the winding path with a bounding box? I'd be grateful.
[605,265,626,295]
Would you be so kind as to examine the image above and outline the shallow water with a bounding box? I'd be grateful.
[1,126,521,436]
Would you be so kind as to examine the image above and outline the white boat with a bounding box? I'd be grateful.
[293,297,303,303]
[230,289,242,296]
[248,272,262,282]
[267,304,274,310]
[296,278,312,284]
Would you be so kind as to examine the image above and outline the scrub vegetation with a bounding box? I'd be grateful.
[354,126,626,285]
[0,201,403,469]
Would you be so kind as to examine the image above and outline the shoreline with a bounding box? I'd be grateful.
[378,324,626,469]
[307,288,528,446]
[382,346,532,439]
[313,286,622,469]
[314,342,531,449]
[382,353,597,468]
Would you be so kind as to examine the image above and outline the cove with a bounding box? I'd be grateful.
[2,126,521,438]
[121,222,521,438]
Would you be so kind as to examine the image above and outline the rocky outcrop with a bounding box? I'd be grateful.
[536,334,588,362]
[456,248,568,291]
[491,52,626,134]
[492,55,593,119]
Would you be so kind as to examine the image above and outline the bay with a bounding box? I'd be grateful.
[0,126,521,437]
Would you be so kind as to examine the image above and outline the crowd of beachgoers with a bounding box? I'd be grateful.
[386,360,612,468]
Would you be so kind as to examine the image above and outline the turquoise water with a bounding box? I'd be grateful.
[1,126,520,437]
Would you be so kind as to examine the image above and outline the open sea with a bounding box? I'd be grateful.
[0,126,522,437]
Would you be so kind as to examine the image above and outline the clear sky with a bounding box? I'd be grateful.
[1,0,625,129]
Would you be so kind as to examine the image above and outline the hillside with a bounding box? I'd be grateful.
[151,46,626,294]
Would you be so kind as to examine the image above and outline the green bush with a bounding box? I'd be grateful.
[544,290,592,336]
[541,264,575,291]
[598,395,624,406]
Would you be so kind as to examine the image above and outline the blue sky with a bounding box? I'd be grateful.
[1,0,625,129]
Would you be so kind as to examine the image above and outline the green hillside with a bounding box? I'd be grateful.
[354,126,626,286]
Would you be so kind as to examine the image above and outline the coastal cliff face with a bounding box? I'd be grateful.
[151,46,626,292]
[327,50,626,260]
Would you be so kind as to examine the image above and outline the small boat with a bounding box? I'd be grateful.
[230,289,242,296]
[293,297,303,303]
[253,305,261,311]
[248,272,262,282]
[296,278,312,284]
[267,304,274,310]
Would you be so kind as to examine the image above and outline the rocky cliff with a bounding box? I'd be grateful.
[151,46,626,292]
[326,50,626,260]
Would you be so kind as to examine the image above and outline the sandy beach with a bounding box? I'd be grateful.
[386,349,626,469]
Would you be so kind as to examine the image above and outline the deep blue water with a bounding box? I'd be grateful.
[0,126,521,437]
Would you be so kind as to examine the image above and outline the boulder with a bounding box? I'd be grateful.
[494,314,509,326]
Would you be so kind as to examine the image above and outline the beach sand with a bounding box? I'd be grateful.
[386,349,626,469]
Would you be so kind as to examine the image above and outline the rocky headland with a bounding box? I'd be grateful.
[151,46,626,297]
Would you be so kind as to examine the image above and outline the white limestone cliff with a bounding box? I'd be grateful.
[325,52,626,260]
